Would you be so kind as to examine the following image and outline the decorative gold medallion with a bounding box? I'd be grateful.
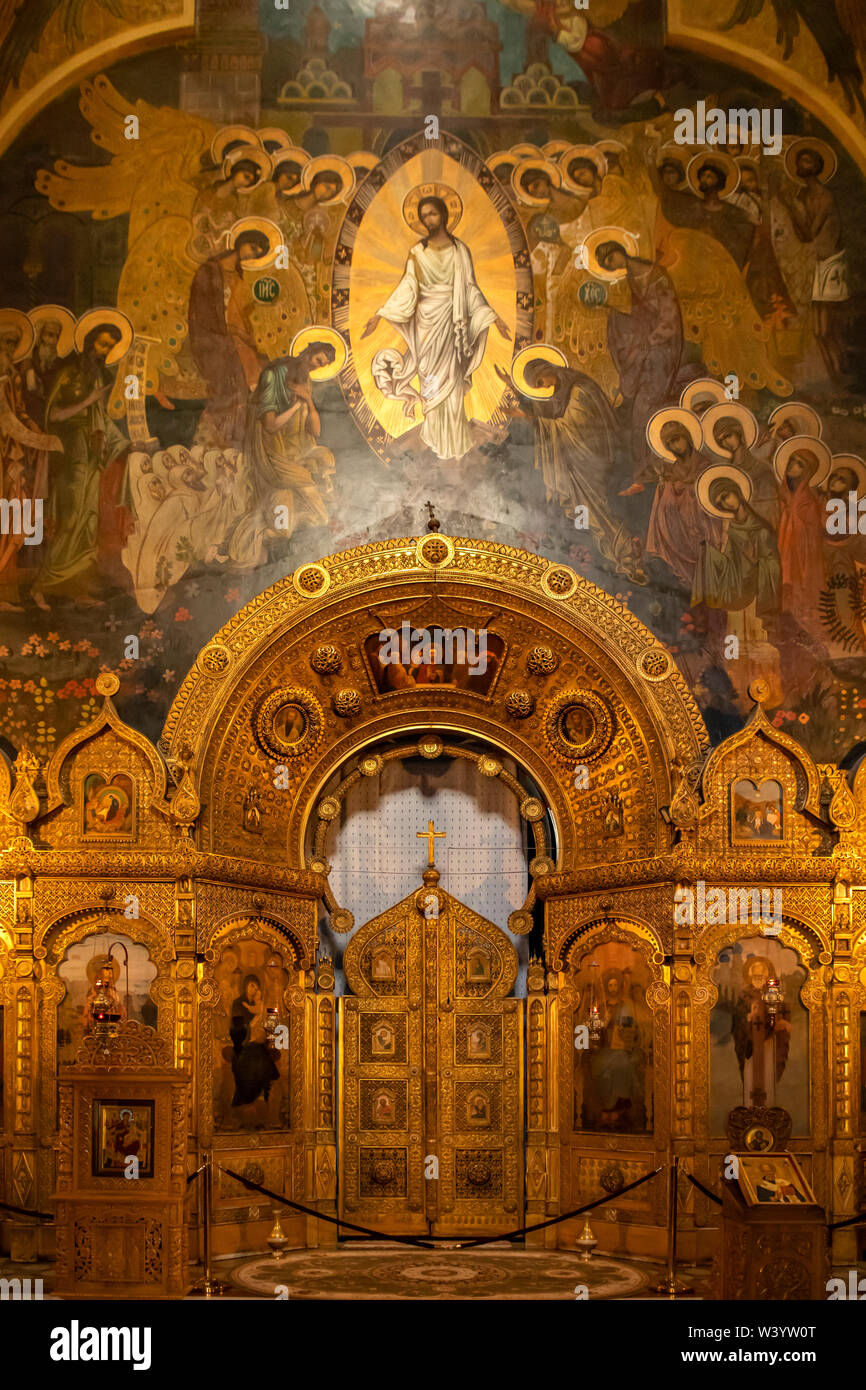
[508,909,533,934]
[505,689,536,718]
[332,688,363,717]
[526,645,558,676]
[544,689,614,762]
[199,642,232,678]
[418,735,444,759]
[540,564,578,600]
[520,796,545,822]
[636,647,673,683]
[415,534,455,569]
[293,563,331,597]
[529,855,554,877]
[317,796,340,821]
[478,755,501,778]
[360,754,384,777]
[310,644,342,675]
[254,687,323,759]
[95,672,120,698]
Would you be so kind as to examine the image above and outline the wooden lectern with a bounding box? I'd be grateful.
[53,1021,190,1299]
[718,1158,829,1300]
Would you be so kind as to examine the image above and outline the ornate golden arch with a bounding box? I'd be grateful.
[163,536,708,874]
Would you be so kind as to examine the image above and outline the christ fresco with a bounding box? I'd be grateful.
[362,188,511,462]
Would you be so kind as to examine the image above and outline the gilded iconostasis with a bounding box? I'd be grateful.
[1,0,866,768]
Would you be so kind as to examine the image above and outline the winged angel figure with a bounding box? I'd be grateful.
[720,0,866,119]
[35,76,306,424]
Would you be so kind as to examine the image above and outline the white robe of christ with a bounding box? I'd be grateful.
[373,238,497,461]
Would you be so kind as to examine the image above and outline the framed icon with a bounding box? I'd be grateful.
[736,1152,815,1206]
[92,1099,154,1178]
[371,1019,396,1057]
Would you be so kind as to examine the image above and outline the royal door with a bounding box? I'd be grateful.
[338,868,523,1236]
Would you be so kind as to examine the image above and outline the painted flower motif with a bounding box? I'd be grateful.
[226,588,240,603]
[162,669,176,683]
[798,712,809,724]
[174,608,192,622]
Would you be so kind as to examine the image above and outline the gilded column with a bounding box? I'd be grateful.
[10,874,38,1259]
[524,956,548,1245]
[306,956,337,1247]
[829,874,857,1263]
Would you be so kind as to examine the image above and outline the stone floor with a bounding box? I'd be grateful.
[0,1247,713,1301]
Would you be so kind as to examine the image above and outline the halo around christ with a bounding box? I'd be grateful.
[402,183,464,237]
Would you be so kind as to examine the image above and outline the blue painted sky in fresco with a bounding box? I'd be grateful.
[258,0,582,85]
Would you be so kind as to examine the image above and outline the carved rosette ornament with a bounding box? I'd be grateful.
[508,909,533,934]
[520,796,545,822]
[526,645,558,676]
[636,647,673,682]
[310,644,343,675]
[292,562,331,597]
[540,564,578,599]
[505,689,535,719]
[198,642,232,677]
[418,735,444,759]
[332,688,363,718]
[415,533,455,569]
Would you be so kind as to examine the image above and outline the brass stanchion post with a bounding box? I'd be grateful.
[651,1152,694,1297]
[190,1152,229,1297]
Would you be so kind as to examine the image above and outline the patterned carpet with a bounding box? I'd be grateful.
[229,1244,649,1300]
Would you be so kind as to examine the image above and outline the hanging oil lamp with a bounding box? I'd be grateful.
[90,975,122,1051]
[587,964,604,1050]
[762,976,783,1030]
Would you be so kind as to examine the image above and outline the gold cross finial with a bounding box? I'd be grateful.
[417,818,446,866]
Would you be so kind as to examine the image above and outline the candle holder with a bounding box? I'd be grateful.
[267,1208,290,1261]
[575,1217,598,1261]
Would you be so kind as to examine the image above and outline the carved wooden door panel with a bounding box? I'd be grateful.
[339,879,523,1236]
